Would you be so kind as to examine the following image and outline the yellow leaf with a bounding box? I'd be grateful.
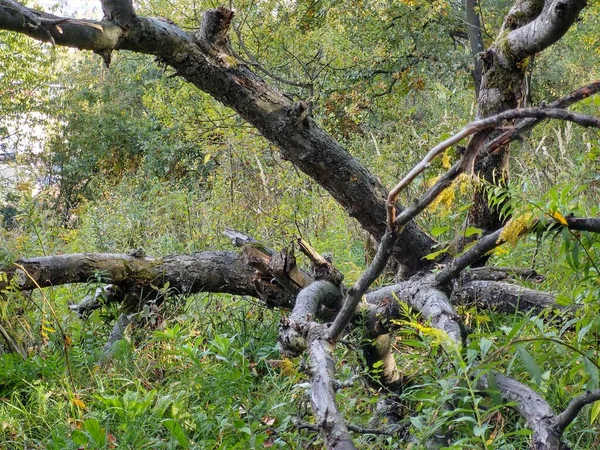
[497,212,533,245]
[203,154,212,164]
[71,398,87,409]
[280,358,296,377]
[552,210,568,226]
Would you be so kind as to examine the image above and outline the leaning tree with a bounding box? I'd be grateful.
[1,0,600,448]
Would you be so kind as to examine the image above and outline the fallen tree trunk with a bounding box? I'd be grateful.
[1,251,293,308]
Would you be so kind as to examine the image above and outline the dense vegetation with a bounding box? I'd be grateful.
[0,0,599,448]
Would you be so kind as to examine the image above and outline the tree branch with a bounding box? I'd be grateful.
[434,227,505,286]
[485,80,600,154]
[565,217,600,233]
[386,107,600,229]
[327,229,398,341]
[0,0,437,277]
[0,0,123,49]
[450,279,560,313]
[0,251,293,307]
[479,373,562,449]
[555,389,600,434]
[278,281,354,449]
[508,0,588,61]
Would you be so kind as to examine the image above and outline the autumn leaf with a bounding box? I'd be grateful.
[552,210,568,226]
[71,397,87,410]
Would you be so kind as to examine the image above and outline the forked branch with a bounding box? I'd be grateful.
[385,107,600,229]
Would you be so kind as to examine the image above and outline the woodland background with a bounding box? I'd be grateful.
[0,0,600,448]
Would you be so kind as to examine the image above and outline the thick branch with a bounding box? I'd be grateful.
[479,373,562,449]
[0,1,123,49]
[508,0,588,61]
[451,279,559,314]
[278,281,352,449]
[565,217,600,233]
[0,252,293,307]
[555,389,600,434]
[366,280,463,344]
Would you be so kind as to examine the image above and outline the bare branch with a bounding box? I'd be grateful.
[485,80,600,154]
[386,107,600,229]
[556,389,600,434]
[366,280,464,344]
[69,284,122,319]
[565,217,600,234]
[459,266,544,282]
[435,227,505,286]
[0,251,294,307]
[450,280,559,313]
[194,7,234,54]
[232,28,313,89]
[327,229,398,341]
[479,373,562,449]
[278,281,353,449]
[0,0,123,49]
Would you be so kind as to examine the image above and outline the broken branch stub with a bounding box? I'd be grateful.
[297,238,344,286]
[194,7,234,55]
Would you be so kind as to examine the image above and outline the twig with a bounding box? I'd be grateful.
[327,229,398,341]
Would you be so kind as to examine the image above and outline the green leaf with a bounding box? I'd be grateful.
[517,345,542,387]
[423,246,449,260]
[583,353,599,390]
[473,424,487,437]
[591,400,600,423]
[163,418,190,449]
[479,337,492,358]
[410,416,423,431]
[71,429,89,446]
[83,418,107,446]
[430,226,450,237]
[505,318,525,341]
[464,227,483,238]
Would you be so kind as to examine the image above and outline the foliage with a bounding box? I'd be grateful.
[0,0,600,448]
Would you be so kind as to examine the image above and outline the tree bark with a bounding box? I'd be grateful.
[469,0,587,237]
[465,0,485,97]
